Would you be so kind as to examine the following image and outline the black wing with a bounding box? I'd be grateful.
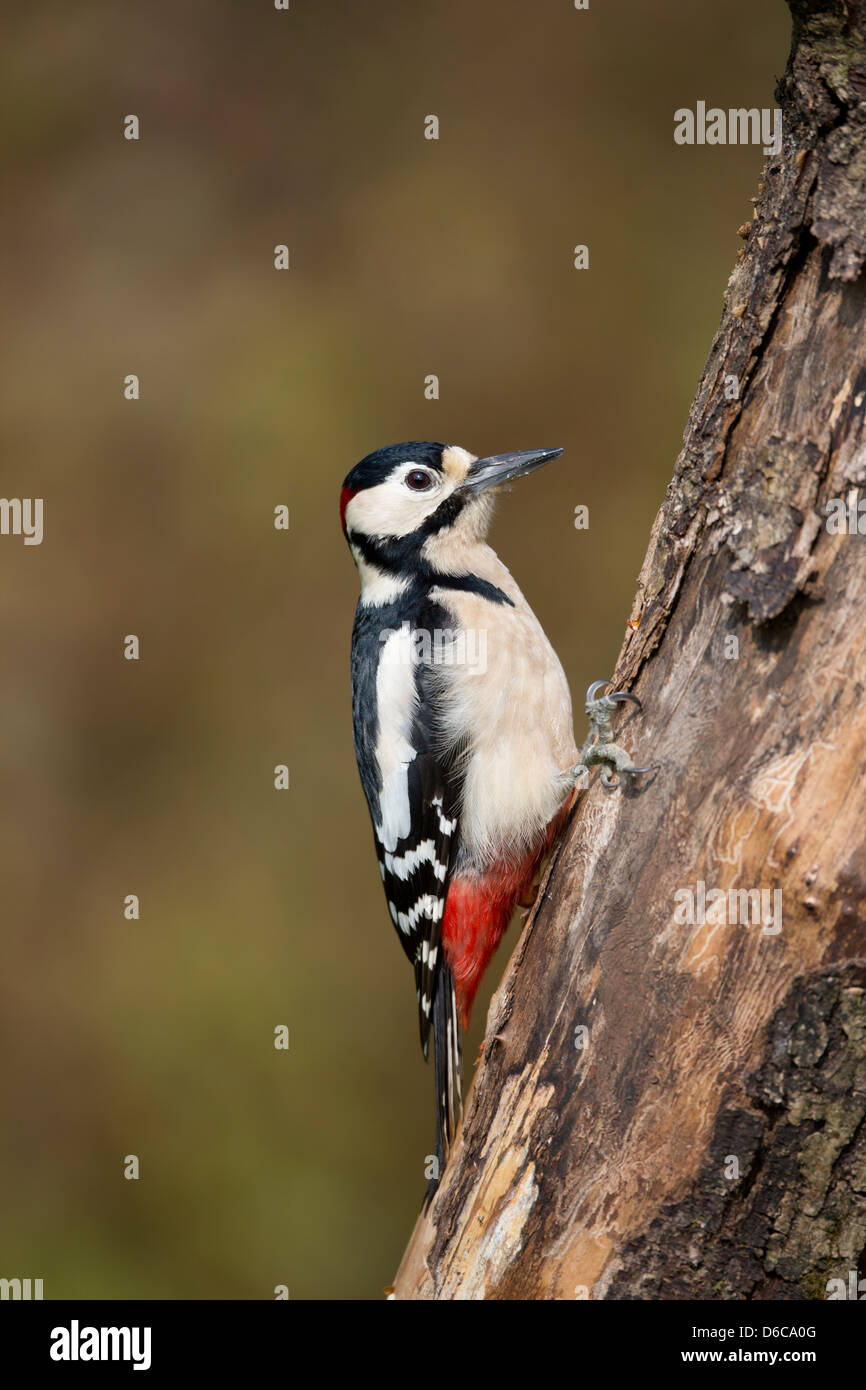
[351,596,464,1055]
[351,595,467,1177]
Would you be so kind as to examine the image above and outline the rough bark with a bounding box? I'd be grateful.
[393,0,866,1300]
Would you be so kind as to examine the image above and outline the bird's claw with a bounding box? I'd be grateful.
[585,678,642,710]
[570,679,654,788]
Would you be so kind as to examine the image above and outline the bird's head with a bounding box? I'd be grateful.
[340,441,562,583]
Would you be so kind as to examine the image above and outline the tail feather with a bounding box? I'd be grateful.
[425,963,463,1207]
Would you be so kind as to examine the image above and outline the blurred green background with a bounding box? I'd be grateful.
[0,0,788,1298]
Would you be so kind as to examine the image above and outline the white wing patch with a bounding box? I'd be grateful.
[373,624,418,852]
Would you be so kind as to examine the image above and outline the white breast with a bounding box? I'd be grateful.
[429,547,578,868]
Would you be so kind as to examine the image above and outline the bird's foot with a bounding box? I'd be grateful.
[566,679,653,790]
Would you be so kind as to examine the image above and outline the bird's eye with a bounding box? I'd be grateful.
[405,468,434,492]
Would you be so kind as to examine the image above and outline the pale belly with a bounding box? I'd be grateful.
[432,576,579,870]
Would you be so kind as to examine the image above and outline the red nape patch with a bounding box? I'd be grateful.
[339,485,358,534]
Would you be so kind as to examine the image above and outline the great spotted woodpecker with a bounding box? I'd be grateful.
[341,441,647,1198]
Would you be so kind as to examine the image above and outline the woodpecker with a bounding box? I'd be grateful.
[341,441,647,1199]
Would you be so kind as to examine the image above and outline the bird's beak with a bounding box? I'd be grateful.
[459,447,563,494]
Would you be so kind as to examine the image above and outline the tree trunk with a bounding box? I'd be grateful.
[393,0,866,1301]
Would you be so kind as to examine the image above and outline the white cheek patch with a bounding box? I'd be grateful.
[345,473,447,539]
